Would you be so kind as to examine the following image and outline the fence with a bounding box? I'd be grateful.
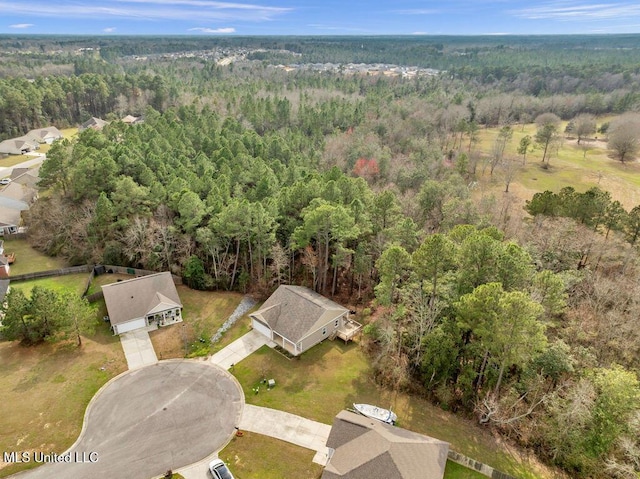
[448,450,517,479]
[9,264,182,286]
[9,265,93,282]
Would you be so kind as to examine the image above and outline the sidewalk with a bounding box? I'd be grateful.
[210,329,275,369]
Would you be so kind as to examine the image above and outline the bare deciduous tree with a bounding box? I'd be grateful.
[608,113,640,163]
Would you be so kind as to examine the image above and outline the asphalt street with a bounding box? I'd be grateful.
[14,361,243,479]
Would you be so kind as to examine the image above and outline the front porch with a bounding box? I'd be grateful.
[146,308,182,327]
[273,332,300,356]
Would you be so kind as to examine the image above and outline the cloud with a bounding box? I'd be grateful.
[0,0,292,22]
[188,26,235,33]
[511,1,640,21]
[9,23,34,28]
[394,9,442,15]
[103,26,116,32]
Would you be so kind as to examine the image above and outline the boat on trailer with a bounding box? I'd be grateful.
[353,403,397,425]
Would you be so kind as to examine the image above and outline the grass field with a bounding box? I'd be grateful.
[9,273,90,296]
[232,336,552,479]
[476,121,640,210]
[149,288,244,359]
[0,269,126,478]
[220,433,323,479]
[2,238,68,276]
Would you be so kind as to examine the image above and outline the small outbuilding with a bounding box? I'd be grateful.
[250,285,350,356]
[102,271,182,335]
[322,410,449,479]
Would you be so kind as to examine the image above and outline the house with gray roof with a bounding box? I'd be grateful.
[322,410,449,479]
[0,136,39,155]
[102,271,182,335]
[26,126,63,145]
[79,117,108,131]
[249,285,349,356]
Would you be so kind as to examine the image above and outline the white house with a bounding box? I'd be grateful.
[102,272,182,335]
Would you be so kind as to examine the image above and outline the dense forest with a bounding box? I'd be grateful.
[2,35,640,478]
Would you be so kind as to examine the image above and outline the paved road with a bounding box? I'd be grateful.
[0,153,46,178]
[15,361,243,479]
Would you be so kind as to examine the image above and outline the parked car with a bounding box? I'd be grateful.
[0,178,10,185]
[209,459,235,479]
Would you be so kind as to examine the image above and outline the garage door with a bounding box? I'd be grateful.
[252,318,272,339]
[115,318,147,335]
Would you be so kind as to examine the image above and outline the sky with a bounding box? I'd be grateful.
[2,0,640,36]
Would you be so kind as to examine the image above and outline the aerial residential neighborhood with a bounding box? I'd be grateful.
[2,4,640,479]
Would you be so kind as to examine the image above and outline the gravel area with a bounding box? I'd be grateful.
[211,295,258,343]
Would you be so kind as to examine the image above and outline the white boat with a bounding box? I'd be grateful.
[353,403,397,425]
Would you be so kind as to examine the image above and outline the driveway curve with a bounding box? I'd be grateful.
[15,361,243,479]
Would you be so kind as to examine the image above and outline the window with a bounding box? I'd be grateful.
[322,327,327,336]
[335,319,339,328]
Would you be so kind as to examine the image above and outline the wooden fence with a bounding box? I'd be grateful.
[447,450,517,479]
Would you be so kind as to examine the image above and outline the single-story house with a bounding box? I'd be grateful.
[26,126,63,145]
[0,195,29,236]
[0,181,38,205]
[10,166,40,188]
[102,271,183,335]
[0,279,9,304]
[121,114,143,124]
[249,285,350,356]
[322,410,449,479]
[0,136,39,155]
[79,117,109,131]
[0,255,10,279]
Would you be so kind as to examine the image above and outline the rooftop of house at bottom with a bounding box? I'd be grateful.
[322,410,449,479]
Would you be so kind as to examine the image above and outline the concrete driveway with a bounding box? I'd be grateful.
[210,329,275,369]
[15,361,243,479]
[120,328,158,369]
[239,404,331,465]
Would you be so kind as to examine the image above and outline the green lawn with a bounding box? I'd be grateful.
[10,272,90,296]
[0,313,126,478]
[233,339,551,479]
[3,238,68,276]
[445,461,488,479]
[149,287,244,359]
[219,432,323,479]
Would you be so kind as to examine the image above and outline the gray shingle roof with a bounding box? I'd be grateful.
[26,127,63,143]
[251,285,348,342]
[102,272,181,326]
[323,411,449,479]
